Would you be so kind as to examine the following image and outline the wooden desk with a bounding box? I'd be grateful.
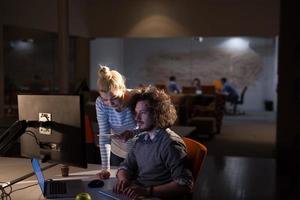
[0,157,161,200]
[0,157,118,200]
[1,156,276,200]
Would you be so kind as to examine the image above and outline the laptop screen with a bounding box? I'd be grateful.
[31,158,45,193]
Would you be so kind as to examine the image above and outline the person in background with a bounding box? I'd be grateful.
[167,76,181,94]
[96,65,139,179]
[192,78,202,94]
[114,86,193,200]
[221,77,239,104]
[212,79,223,92]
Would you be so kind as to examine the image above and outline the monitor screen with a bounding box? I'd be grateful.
[18,94,87,168]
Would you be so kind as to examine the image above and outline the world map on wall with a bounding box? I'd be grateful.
[145,47,262,89]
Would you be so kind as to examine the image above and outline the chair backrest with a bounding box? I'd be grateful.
[238,86,248,104]
[182,137,207,181]
[85,114,95,144]
[201,85,216,95]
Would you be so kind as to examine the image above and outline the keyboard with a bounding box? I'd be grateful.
[49,181,67,194]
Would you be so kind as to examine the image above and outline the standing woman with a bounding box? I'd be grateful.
[96,65,137,179]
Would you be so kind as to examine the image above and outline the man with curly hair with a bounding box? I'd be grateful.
[113,86,193,200]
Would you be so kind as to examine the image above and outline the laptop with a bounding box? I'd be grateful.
[31,158,84,199]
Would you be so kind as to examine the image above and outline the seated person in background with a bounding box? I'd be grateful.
[114,86,193,200]
[192,78,202,94]
[168,76,181,94]
[212,79,223,92]
[221,77,239,104]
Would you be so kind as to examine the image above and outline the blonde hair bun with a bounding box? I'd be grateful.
[97,65,126,96]
[98,65,112,80]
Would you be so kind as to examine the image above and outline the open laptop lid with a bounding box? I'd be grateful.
[31,158,45,194]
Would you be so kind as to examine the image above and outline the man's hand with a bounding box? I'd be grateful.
[122,186,148,199]
[97,169,110,179]
[113,179,130,194]
[111,130,133,142]
[114,169,131,194]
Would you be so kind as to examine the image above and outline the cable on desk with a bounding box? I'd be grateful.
[25,130,57,150]
[1,182,37,200]
[0,181,12,200]
[25,130,40,145]
[10,183,38,194]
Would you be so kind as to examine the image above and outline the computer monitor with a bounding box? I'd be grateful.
[181,86,196,94]
[18,94,87,168]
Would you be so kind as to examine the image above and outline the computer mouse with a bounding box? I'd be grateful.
[88,179,104,188]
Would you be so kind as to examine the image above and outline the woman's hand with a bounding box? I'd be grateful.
[111,130,134,142]
[97,169,110,179]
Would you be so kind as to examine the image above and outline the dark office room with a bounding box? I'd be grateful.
[1,1,299,200]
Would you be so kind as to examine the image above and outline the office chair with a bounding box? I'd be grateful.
[201,85,216,95]
[182,137,207,182]
[232,86,248,114]
[85,114,95,144]
[85,114,100,163]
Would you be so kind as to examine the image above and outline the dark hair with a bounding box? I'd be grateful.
[193,78,201,84]
[221,77,227,83]
[130,85,177,128]
[169,76,176,81]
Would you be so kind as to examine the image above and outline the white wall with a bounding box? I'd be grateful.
[90,37,277,112]
[239,38,277,111]
[90,38,124,90]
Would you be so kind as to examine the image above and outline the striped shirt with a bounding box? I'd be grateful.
[95,95,137,170]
